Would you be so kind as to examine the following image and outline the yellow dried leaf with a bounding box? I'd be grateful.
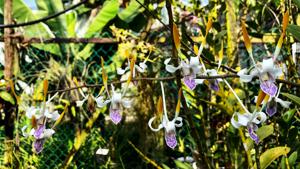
[43,79,48,101]
[176,88,182,115]
[156,96,163,117]
[205,18,213,37]
[52,106,67,129]
[242,21,252,53]
[193,45,199,54]
[173,24,181,51]
[101,57,108,89]
[256,90,266,108]
[282,11,289,32]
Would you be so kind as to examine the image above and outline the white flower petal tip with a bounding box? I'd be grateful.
[237,69,254,82]
[148,117,163,132]
[96,148,109,155]
[95,96,110,108]
[122,99,132,108]
[275,97,291,108]
[76,100,86,107]
[43,129,55,138]
[117,67,127,75]
[21,126,29,137]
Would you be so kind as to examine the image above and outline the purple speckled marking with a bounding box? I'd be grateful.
[110,109,122,124]
[209,80,219,91]
[247,125,259,144]
[260,81,277,97]
[165,132,177,149]
[183,76,196,90]
[34,125,45,139]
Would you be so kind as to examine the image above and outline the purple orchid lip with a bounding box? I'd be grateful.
[247,125,259,144]
[165,131,177,149]
[183,76,196,90]
[110,108,122,124]
[209,80,219,91]
[260,81,277,97]
[266,100,277,117]
[34,125,45,139]
[34,139,45,154]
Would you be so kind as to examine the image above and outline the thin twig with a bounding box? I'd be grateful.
[0,0,88,28]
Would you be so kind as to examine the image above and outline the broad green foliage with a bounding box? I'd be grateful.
[254,147,291,169]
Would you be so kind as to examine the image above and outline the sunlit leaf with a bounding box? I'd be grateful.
[101,57,108,90]
[253,147,290,169]
[173,24,181,51]
[174,160,193,169]
[287,24,300,41]
[52,106,67,129]
[0,91,15,105]
[256,125,274,141]
[205,18,213,37]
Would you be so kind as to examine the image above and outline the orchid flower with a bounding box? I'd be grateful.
[22,93,60,153]
[224,80,267,143]
[164,57,204,90]
[96,84,132,124]
[75,87,110,108]
[238,13,288,97]
[148,82,183,149]
[255,84,291,117]
[238,58,282,97]
[231,111,267,144]
[117,58,147,85]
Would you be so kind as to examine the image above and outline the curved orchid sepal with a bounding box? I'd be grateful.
[231,111,267,144]
[164,58,182,73]
[237,58,282,97]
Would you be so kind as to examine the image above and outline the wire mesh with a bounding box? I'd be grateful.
[0,32,117,168]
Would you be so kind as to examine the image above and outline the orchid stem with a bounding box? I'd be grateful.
[160,82,169,121]
[224,80,250,114]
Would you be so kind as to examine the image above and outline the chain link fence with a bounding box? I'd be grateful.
[0,32,117,168]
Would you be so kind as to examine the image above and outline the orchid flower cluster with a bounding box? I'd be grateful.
[231,13,291,144]
[22,92,61,154]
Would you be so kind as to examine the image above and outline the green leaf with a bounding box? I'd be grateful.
[282,109,296,123]
[287,24,300,41]
[292,0,300,9]
[254,147,290,169]
[288,151,297,166]
[174,160,193,169]
[118,0,144,23]
[0,91,15,105]
[245,125,274,151]
[0,0,61,55]
[84,0,119,38]
[281,92,300,105]
[257,125,274,141]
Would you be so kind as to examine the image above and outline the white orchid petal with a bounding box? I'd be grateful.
[261,58,275,73]
[166,65,181,73]
[122,99,132,108]
[236,112,252,127]
[174,117,183,127]
[42,129,55,138]
[252,112,267,124]
[275,97,291,108]
[148,117,163,132]
[21,126,29,137]
[117,66,129,75]
[194,79,205,84]
[238,69,254,82]
[51,111,60,121]
[95,96,110,108]
[135,62,147,73]
[29,128,35,136]
[76,98,87,107]
[272,67,283,78]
